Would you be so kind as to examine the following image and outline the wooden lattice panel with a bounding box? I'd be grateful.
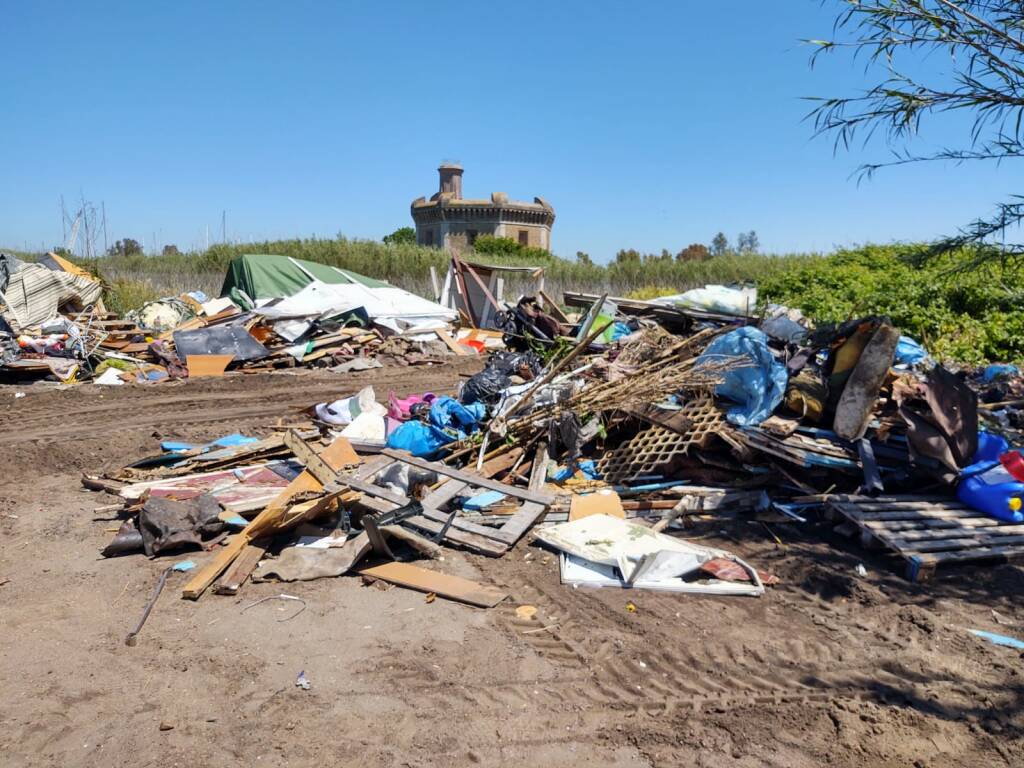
[597,426,690,482]
[677,395,726,449]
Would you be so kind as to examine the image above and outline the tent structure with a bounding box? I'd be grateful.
[220,254,456,336]
[221,254,389,307]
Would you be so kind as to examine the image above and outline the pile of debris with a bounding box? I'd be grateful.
[1,253,469,385]
[83,278,1024,641]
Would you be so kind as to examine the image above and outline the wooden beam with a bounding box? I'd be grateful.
[213,541,268,595]
[357,561,508,608]
[538,289,570,323]
[182,439,358,600]
[435,328,471,356]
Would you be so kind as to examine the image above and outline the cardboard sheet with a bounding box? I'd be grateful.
[569,490,625,521]
[187,354,233,377]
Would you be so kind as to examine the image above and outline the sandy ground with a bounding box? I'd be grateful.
[1,361,1022,767]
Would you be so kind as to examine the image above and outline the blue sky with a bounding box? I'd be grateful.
[1,1,1017,261]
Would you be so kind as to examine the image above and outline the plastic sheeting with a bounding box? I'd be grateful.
[653,285,757,317]
[385,396,486,458]
[697,327,787,427]
[895,335,930,366]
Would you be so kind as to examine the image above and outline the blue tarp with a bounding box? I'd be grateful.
[895,336,930,366]
[696,327,787,426]
[386,396,486,458]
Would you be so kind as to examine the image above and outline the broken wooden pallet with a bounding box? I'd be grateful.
[327,449,553,557]
[827,495,1024,582]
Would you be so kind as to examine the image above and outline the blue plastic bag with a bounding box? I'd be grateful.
[696,327,787,426]
[895,336,930,366]
[982,364,1020,384]
[429,396,485,435]
[386,420,452,458]
[386,397,487,458]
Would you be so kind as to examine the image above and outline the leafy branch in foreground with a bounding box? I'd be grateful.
[808,1,1024,261]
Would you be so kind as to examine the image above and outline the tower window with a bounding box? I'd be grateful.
[518,230,529,246]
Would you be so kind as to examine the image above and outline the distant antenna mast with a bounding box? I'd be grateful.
[101,202,108,254]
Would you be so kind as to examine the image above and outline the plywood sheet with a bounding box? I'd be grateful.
[357,561,508,608]
[187,354,233,377]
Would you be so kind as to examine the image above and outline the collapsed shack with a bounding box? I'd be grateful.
[74,271,1024,643]
[1,253,472,385]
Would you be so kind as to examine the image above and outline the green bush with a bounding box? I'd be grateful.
[758,244,1024,365]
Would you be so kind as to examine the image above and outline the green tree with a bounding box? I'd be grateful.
[107,238,142,257]
[737,231,760,254]
[161,244,180,256]
[614,248,642,264]
[810,1,1024,263]
[383,226,417,245]
[710,232,729,256]
[576,250,593,266]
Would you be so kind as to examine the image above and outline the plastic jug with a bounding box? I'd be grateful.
[956,432,1024,523]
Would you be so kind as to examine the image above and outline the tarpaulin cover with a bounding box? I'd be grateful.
[172,326,269,363]
[697,327,787,426]
[220,254,388,308]
[0,259,103,329]
[895,335,930,366]
[386,396,486,458]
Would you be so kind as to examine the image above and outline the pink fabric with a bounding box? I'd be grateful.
[387,391,437,421]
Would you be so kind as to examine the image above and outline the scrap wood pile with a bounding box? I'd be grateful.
[1,252,469,385]
[84,281,1024,641]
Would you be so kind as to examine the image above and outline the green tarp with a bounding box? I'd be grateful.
[220,254,389,308]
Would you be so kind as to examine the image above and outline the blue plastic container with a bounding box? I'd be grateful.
[956,432,1024,523]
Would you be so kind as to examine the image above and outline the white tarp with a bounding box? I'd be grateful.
[253,279,456,336]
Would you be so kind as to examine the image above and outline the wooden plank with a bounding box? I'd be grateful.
[345,477,409,507]
[908,544,1024,582]
[420,479,469,508]
[854,509,990,522]
[320,436,361,468]
[822,494,961,505]
[182,440,355,600]
[493,501,547,544]
[284,431,360,485]
[435,328,472,356]
[419,507,511,542]
[353,454,393,480]
[478,447,524,479]
[538,289,570,323]
[356,561,507,608]
[887,532,1024,553]
[182,534,248,600]
[381,449,555,505]
[402,515,508,556]
[851,502,975,513]
[213,541,268,595]
[860,518,1004,533]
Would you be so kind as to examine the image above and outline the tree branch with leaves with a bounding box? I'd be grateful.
[808,0,1024,262]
